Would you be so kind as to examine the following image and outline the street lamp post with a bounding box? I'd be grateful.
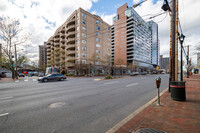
[179,34,185,81]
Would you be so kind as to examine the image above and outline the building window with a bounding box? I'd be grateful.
[96,50,100,54]
[77,13,79,17]
[82,13,86,18]
[108,27,111,30]
[82,60,86,64]
[96,38,100,42]
[96,31,100,36]
[82,19,86,24]
[82,53,86,57]
[82,46,86,51]
[82,33,86,37]
[77,26,79,31]
[82,40,86,44]
[76,33,79,37]
[96,44,101,47]
[96,56,101,59]
[96,20,101,24]
[96,26,101,30]
[77,19,79,24]
[108,32,110,36]
[76,40,79,44]
[82,26,86,31]
[96,61,101,65]
[76,53,79,57]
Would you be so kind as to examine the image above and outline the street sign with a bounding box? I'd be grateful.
[10,65,16,67]
[156,66,159,71]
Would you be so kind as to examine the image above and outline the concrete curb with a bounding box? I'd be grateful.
[106,87,168,133]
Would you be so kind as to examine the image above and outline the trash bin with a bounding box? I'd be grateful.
[170,81,186,101]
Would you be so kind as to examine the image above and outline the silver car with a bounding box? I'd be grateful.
[38,74,66,82]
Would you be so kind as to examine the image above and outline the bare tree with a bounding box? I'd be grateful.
[0,16,31,79]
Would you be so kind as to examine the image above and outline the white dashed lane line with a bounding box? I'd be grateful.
[0,96,13,100]
[103,81,118,85]
[0,113,9,117]
[126,83,138,87]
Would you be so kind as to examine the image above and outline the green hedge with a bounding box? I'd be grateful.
[105,75,112,79]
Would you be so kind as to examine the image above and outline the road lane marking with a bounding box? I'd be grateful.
[0,97,13,100]
[24,79,28,82]
[103,81,118,85]
[32,79,37,81]
[0,113,9,117]
[126,83,138,87]
[15,80,19,82]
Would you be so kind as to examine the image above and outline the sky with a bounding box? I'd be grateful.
[0,0,200,66]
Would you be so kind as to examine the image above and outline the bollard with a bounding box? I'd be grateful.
[155,77,161,106]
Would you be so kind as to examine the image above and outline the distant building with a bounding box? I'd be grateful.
[159,55,169,72]
[111,3,159,73]
[39,42,47,70]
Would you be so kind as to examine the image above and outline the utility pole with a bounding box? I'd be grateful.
[170,0,177,82]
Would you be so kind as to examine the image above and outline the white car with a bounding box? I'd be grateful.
[161,71,166,74]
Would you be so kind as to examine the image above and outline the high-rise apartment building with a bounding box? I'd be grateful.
[111,3,159,73]
[39,42,47,70]
[46,8,111,75]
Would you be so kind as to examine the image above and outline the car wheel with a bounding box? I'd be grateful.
[43,79,48,82]
[60,78,64,81]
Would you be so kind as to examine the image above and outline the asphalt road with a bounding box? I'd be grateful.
[0,74,169,133]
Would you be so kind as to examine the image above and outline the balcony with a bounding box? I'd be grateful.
[61,43,65,48]
[66,44,75,50]
[66,57,75,62]
[60,38,66,43]
[54,42,60,47]
[66,50,75,55]
[67,38,75,43]
[67,31,75,38]
[65,62,75,67]
[67,18,75,26]
[47,48,51,52]
[54,38,60,42]
[67,25,75,32]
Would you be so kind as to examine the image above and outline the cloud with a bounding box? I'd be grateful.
[91,11,115,25]
[0,0,99,62]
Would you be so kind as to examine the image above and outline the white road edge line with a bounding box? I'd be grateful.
[103,81,118,85]
[24,80,28,82]
[0,97,13,100]
[106,87,168,133]
[0,113,9,117]
[126,83,138,87]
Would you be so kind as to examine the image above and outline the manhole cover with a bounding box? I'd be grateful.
[135,128,166,133]
[48,102,65,108]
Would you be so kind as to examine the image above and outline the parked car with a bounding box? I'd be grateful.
[18,73,25,77]
[129,72,139,76]
[139,72,147,75]
[38,74,66,82]
[161,71,166,74]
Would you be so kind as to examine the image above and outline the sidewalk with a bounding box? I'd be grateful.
[113,74,200,133]
[0,78,17,83]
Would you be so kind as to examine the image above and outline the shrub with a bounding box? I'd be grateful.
[105,75,112,79]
